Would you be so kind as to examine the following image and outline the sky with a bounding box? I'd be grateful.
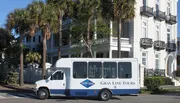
[0,0,32,27]
[0,0,180,36]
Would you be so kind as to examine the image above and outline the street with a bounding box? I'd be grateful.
[0,92,180,103]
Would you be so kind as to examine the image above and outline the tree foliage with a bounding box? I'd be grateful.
[26,0,58,79]
[26,52,42,64]
[0,28,13,52]
[100,0,136,58]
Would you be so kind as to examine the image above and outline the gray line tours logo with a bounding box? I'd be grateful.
[80,79,95,88]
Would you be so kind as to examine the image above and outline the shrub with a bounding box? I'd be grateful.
[4,71,19,84]
[162,77,173,85]
[144,77,164,92]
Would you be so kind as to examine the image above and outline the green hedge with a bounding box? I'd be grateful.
[4,71,19,84]
[144,77,164,92]
[162,77,173,85]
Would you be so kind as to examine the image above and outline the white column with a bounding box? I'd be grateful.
[109,20,113,58]
[140,64,145,87]
[109,50,112,58]
[94,51,97,58]
[94,18,97,40]
[80,53,83,58]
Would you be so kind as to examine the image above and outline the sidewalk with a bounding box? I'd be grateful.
[0,83,34,93]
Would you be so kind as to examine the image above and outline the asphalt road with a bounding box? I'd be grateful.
[0,93,180,103]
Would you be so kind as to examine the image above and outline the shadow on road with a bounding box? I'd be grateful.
[149,91,180,96]
[48,96,121,101]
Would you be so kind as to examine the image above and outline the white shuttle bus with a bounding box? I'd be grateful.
[33,58,140,101]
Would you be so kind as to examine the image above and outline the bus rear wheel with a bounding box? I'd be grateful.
[99,90,112,101]
[37,88,49,100]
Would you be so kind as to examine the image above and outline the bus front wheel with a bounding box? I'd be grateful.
[99,90,112,101]
[37,88,49,100]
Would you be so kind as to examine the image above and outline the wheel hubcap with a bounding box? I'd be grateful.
[39,91,46,97]
[102,92,109,99]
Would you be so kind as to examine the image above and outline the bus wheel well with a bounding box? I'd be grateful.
[99,88,112,95]
[38,87,50,96]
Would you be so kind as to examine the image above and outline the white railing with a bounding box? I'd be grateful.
[111,37,130,44]
[47,37,131,53]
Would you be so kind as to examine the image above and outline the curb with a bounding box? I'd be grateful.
[0,83,34,93]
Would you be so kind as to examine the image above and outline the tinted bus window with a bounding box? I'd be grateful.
[88,62,102,78]
[118,62,132,78]
[73,62,87,78]
[103,62,117,78]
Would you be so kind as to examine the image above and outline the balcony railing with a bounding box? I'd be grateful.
[166,43,176,52]
[166,14,177,24]
[144,68,165,77]
[140,38,153,49]
[111,37,130,44]
[154,40,166,51]
[154,10,166,21]
[140,6,154,17]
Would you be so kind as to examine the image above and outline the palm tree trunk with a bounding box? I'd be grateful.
[19,34,24,86]
[58,11,63,59]
[87,17,93,58]
[117,19,122,58]
[42,30,46,79]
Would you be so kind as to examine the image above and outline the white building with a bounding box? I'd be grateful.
[23,0,179,87]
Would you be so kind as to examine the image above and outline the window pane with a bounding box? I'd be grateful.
[88,62,102,78]
[118,62,132,78]
[103,62,117,78]
[143,0,146,6]
[143,22,146,26]
[142,52,146,56]
[52,71,63,80]
[73,62,87,78]
[167,28,170,32]
[142,61,146,65]
[155,59,159,69]
[142,58,146,61]
[167,33,170,42]
[155,54,159,58]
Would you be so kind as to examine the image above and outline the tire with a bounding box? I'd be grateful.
[37,88,49,100]
[99,90,112,101]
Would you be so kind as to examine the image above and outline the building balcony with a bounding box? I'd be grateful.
[140,6,154,17]
[153,40,166,51]
[47,37,132,55]
[166,43,176,52]
[154,10,166,21]
[166,14,177,24]
[140,38,153,49]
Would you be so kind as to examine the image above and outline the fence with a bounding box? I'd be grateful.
[23,67,58,84]
[144,68,165,77]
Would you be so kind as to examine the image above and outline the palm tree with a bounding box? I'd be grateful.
[46,0,73,59]
[6,8,35,86]
[73,0,100,57]
[26,52,41,64]
[26,52,41,83]
[100,0,136,58]
[27,1,58,79]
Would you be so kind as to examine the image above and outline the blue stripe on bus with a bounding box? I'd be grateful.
[50,89,140,96]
